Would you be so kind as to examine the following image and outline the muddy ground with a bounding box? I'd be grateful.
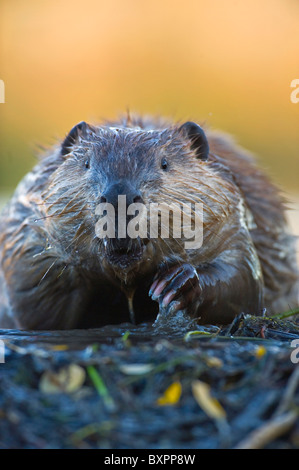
[0,314,298,449]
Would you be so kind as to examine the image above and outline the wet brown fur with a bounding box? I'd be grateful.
[0,115,297,329]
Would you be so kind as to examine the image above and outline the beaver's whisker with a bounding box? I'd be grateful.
[38,200,96,207]
[38,259,58,285]
[160,187,224,220]
[35,208,93,222]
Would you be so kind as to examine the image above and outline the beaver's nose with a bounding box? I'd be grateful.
[100,181,143,208]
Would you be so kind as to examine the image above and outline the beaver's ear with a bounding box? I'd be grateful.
[61,121,91,156]
[178,121,209,161]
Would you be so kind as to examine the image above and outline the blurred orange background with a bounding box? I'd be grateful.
[0,1,298,210]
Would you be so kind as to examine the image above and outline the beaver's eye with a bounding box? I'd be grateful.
[161,158,168,171]
[85,160,90,169]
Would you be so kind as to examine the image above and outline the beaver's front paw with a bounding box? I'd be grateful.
[149,263,201,318]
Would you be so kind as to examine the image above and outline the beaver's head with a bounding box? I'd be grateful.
[43,119,239,282]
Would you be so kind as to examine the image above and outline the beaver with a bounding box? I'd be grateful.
[0,114,298,329]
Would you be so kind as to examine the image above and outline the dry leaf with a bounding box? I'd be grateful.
[192,380,226,420]
[51,345,69,351]
[119,364,153,375]
[205,356,223,368]
[39,364,86,394]
[255,345,267,358]
[157,381,182,406]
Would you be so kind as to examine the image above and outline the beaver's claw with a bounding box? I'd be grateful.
[149,263,201,316]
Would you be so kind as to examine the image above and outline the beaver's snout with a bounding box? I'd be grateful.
[100,180,144,207]
[98,180,147,270]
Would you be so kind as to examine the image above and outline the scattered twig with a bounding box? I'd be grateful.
[272,308,299,320]
[234,410,298,449]
[86,365,116,411]
[274,367,299,417]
